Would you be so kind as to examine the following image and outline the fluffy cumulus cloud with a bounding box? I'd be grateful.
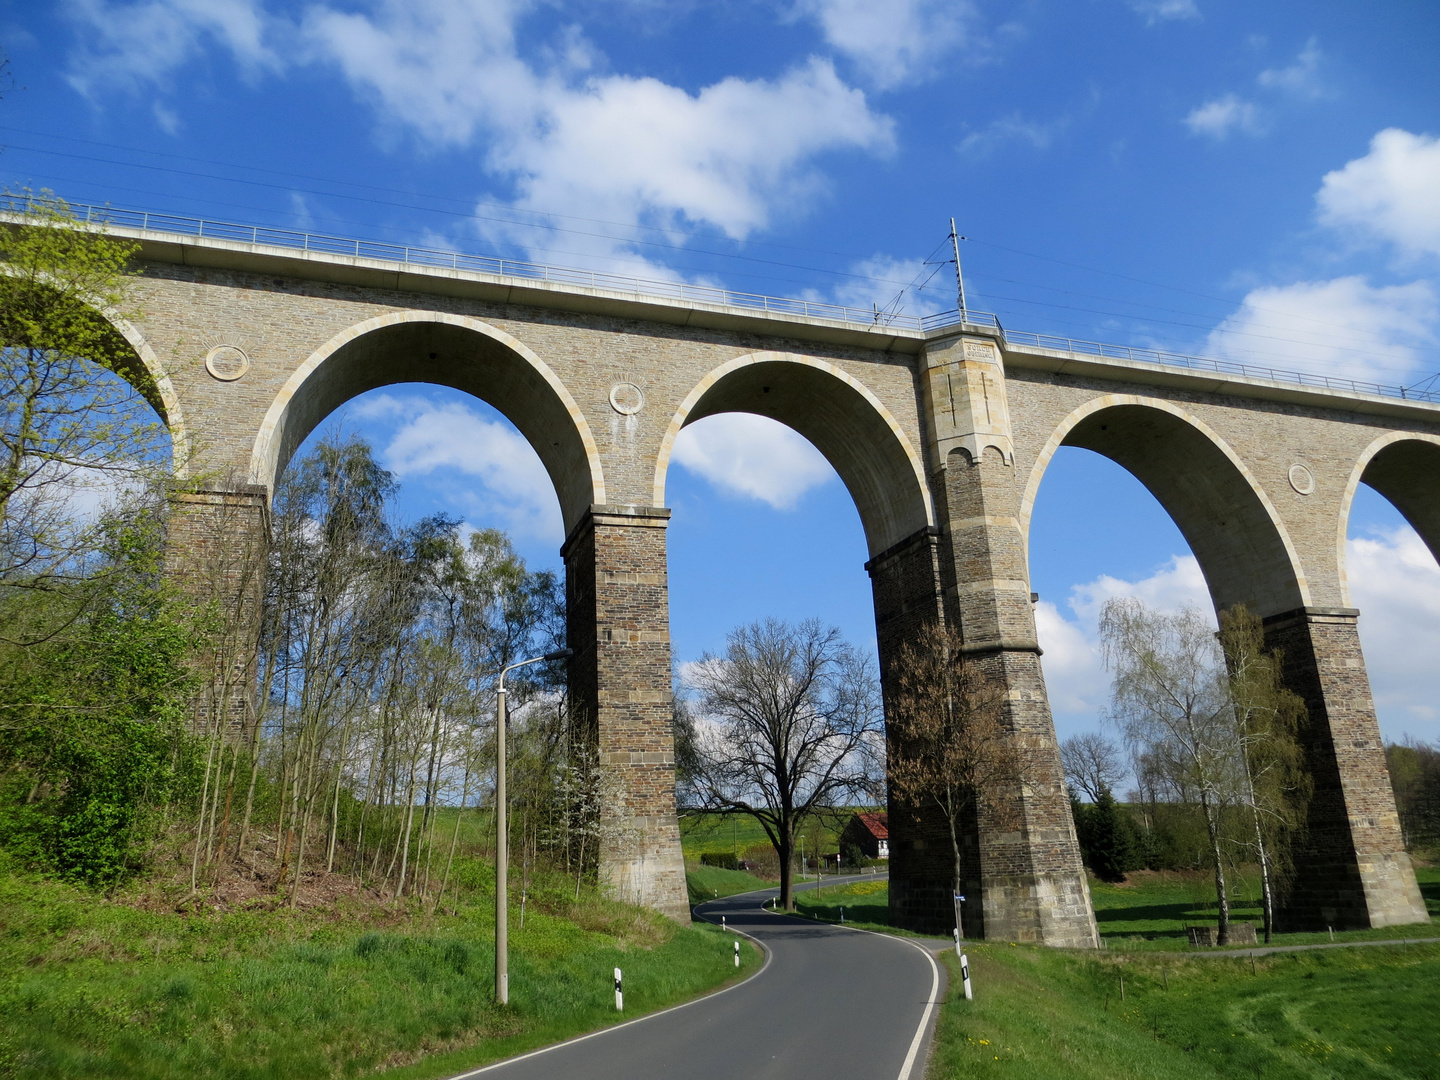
[1036,555,1211,728]
[793,0,980,89]
[669,413,835,510]
[1205,276,1438,385]
[62,0,893,274]
[1184,93,1263,140]
[349,392,563,540]
[1317,129,1440,259]
[483,57,892,258]
[1347,525,1440,743]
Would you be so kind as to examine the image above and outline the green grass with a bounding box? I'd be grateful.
[0,855,761,1079]
[685,866,774,906]
[929,940,1440,1078]
[1091,865,1440,950]
[792,877,893,931]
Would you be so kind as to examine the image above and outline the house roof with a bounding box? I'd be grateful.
[852,811,888,840]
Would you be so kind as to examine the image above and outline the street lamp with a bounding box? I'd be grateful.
[495,647,573,1006]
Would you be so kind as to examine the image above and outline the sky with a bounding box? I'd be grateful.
[4,0,1439,762]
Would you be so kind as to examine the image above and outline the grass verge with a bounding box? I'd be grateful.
[929,940,1440,1079]
[792,877,894,932]
[685,866,775,906]
[0,856,761,1079]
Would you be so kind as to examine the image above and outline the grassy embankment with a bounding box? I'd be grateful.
[930,939,1440,1079]
[788,866,1440,1078]
[0,843,761,1080]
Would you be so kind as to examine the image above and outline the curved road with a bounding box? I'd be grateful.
[454,875,944,1080]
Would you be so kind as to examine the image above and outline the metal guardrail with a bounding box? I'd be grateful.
[22,200,1440,406]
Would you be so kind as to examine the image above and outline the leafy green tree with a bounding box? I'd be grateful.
[0,500,203,885]
[0,191,171,593]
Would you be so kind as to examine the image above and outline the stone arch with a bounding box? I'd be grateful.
[1019,395,1311,617]
[248,311,604,529]
[652,351,934,555]
[1337,431,1440,606]
[0,266,190,473]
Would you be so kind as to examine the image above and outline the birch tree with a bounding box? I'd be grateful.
[1100,598,1242,943]
[1218,605,1309,943]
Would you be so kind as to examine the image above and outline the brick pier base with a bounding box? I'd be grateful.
[563,505,690,923]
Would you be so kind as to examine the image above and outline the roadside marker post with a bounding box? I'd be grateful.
[734,941,740,967]
[960,953,973,1001]
[614,968,623,1011]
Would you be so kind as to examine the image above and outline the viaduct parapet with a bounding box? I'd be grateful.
[50,216,1435,937]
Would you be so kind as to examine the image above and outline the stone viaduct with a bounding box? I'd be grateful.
[43,213,1436,943]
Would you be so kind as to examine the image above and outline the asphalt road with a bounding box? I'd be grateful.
[453,875,943,1080]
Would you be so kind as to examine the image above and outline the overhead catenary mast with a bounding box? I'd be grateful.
[949,216,968,322]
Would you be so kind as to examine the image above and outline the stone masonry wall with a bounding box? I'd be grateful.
[1264,608,1428,929]
[563,506,689,922]
[163,483,269,739]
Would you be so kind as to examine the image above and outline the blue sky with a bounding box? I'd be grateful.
[5,0,1439,761]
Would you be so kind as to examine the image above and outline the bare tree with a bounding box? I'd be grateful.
[1219,605,1309,943]
[885,623,1022,941]
[1100,598,1242,944]
[688,618,882,910]
[1060,731,1126,804]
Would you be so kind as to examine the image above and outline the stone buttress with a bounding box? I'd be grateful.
[563,505,691,923]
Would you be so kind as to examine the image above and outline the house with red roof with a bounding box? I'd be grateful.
[840,811,889,860]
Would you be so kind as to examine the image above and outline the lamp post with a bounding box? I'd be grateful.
[495,647,572,1006]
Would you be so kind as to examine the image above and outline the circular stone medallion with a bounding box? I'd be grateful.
[1288,463,1316,496]
[609,381,645,416]
[205,344,251,382]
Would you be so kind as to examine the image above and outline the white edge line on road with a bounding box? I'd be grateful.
[444,904,773,1080]
[755,887,941,1080]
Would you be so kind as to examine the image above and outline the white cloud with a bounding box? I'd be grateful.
[1348,525,1440,743]
[1317,129,1440,259]
[1126,0,1200,25]
[1257,38,1325,100]
[61,0,279,96]
[1037,555,1212,724]
[670,413,835,509]
[61,0,893,276]
[1206,276,1438,384]
[1036,531,1440,745]
[959,112,1062,156]
[1184,93,1264,139]
[794,0,980,89]
[356,393,563,540]
[487,59,893,257]
[814,255,933,319]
